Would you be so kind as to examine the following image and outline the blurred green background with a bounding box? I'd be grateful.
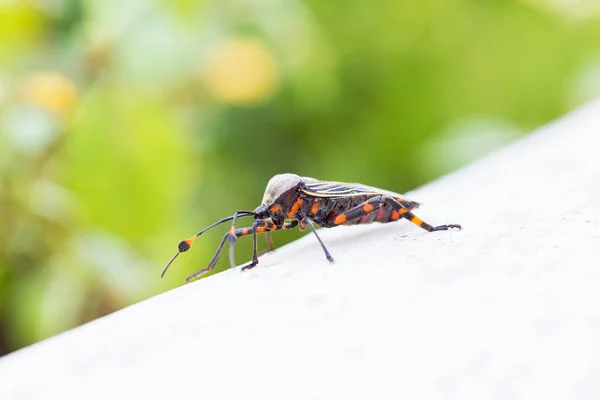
[1,0,600,356]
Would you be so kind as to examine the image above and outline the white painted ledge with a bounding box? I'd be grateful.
[2,100,600,400]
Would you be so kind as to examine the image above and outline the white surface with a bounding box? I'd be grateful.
[1,100,600,399]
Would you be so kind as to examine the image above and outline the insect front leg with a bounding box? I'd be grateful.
[227,210,256,268]
[240,220,299,272]
[239,219,268,273]
[186,219,262,282]
[185,230,233,282]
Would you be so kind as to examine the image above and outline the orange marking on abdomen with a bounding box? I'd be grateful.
[390,210,400,220]
[363,203,375,213]
[334,214,347,225]
[287,198,304,218]
[311,201,320,215]
[256,227,266,233]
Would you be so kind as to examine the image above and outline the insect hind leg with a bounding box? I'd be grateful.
[398,198,420,211]
[387,197,461,232]
[324,195,385,227]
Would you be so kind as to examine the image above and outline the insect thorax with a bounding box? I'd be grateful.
[261,173,302,207]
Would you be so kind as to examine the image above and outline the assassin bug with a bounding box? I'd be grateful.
[162,173,461,282]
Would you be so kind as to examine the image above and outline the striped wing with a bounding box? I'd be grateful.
[300,178,387,198]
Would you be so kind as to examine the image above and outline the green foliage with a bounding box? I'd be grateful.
[1,0,599,355]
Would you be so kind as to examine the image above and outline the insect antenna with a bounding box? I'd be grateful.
[161,210,255,278]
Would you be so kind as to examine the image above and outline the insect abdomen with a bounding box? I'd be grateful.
[316,195,421,227]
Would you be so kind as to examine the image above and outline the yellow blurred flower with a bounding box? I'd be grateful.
[20,71,78,116]
[204,38,280,105]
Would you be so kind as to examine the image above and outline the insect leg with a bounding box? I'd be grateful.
[240,220,299,271]
[397,198,420,211]
[239,219,266,273]
[265,232,274,251]
[186,220,263,282]
[227,210,256,269]
[387,197,461,232]
[326,195,384,226]
[186,219,299,281]
[324,195,460,232]
[185,231,232,282]
[259,231,274,256]
[161,210,256,279]
[302,218,334,262]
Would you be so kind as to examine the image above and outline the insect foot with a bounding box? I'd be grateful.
[432,224,462,231]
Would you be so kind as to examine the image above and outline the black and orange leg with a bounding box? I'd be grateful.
[185,219,298,282]
[325,195,385,227]
[324,195,461,232]
[396,198,420,211]
[239,220,298,272]
[387,197,461,232]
